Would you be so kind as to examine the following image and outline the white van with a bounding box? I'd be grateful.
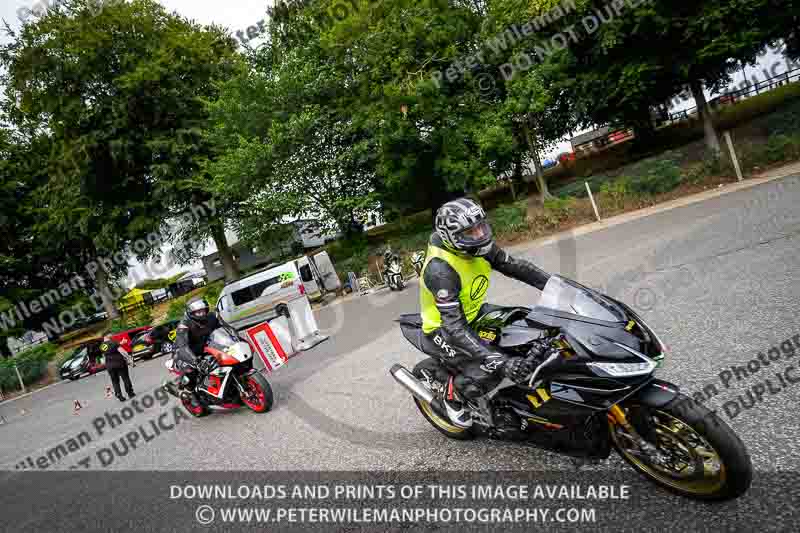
[293,252,341,302]
[294,256,323,302]
[217,262,305,331]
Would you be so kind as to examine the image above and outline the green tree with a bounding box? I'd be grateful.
[1,122,102,348]
[0,0,243,310]
[316,0,510,218]
[206,4,383,242]
[534,0,793,155]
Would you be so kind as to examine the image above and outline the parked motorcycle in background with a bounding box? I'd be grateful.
[411,250,426,277]
[383,249,405,291]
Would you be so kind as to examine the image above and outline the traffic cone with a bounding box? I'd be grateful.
[105,386,112,399]
[73,399,82,415]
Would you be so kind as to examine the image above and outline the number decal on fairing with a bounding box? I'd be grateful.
[478,330,497,341]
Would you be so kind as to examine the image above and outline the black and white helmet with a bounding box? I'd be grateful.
[185,298,210,326]
[435,198,494,256]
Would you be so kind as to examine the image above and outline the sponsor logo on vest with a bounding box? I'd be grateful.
[433,335,457,358]
[470,275,489,301]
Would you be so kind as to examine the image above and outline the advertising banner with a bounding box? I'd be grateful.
[245,322,289,371]
[266,315,297,358]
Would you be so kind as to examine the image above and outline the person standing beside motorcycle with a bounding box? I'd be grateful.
[101,332,136,402]
[168,298,220,404]
[420,197,552,426]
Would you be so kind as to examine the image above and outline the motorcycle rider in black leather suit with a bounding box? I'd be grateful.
[164,298,219,404]
[419,197,552,427]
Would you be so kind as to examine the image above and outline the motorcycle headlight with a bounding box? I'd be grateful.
[587,360,657,377]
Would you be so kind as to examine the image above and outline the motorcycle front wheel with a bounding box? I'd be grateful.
[241,373,274,413]
[611,394,752,501]
[181,392,210,418]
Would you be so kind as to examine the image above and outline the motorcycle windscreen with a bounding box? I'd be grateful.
[208,328,239,349]
[531,276,625,323]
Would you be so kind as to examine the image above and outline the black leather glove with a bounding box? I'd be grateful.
[199,356,218,374]
[503,357,536,383]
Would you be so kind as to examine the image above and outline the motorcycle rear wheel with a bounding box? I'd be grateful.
[412,364,474,440]
[611,394,752,501]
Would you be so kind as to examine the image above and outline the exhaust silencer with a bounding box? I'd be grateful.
[390,364,434,404]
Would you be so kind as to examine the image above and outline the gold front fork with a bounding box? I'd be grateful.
[608,404,628,426]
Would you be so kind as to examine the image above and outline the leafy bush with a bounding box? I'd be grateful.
[756,98,800,136]
[718,83,800,133]
[541,197,576,226]
[762,134,800,163]
[626,157,684,195]
[600,176,631,210]
[737,133,800,170]
[160,282,224,322]
[203,281,224,308]
[488,200,530,236]
[684,156,725,184]
[166,298,188,322]
[525,197,576,232]
[0,343,57,391]
[108,306,153,332]
[554,174,613,198]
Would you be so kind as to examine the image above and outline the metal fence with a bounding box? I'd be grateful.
[660,67,800,126]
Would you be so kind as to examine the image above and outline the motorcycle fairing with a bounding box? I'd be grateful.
[199,366,232,399]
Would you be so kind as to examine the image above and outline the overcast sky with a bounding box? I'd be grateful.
[2,1,795,286]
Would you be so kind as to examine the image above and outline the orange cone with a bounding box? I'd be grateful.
[73,399,82,414]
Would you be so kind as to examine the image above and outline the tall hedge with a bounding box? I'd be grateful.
[0,343,57,391]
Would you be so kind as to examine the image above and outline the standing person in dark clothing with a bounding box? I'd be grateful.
[101,332,136,402]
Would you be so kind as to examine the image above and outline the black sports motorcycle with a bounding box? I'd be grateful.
[390,275,752,501]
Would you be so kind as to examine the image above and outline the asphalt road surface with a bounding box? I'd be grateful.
[1,175,799,530]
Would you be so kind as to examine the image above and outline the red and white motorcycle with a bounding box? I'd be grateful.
[164,327,273,417]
